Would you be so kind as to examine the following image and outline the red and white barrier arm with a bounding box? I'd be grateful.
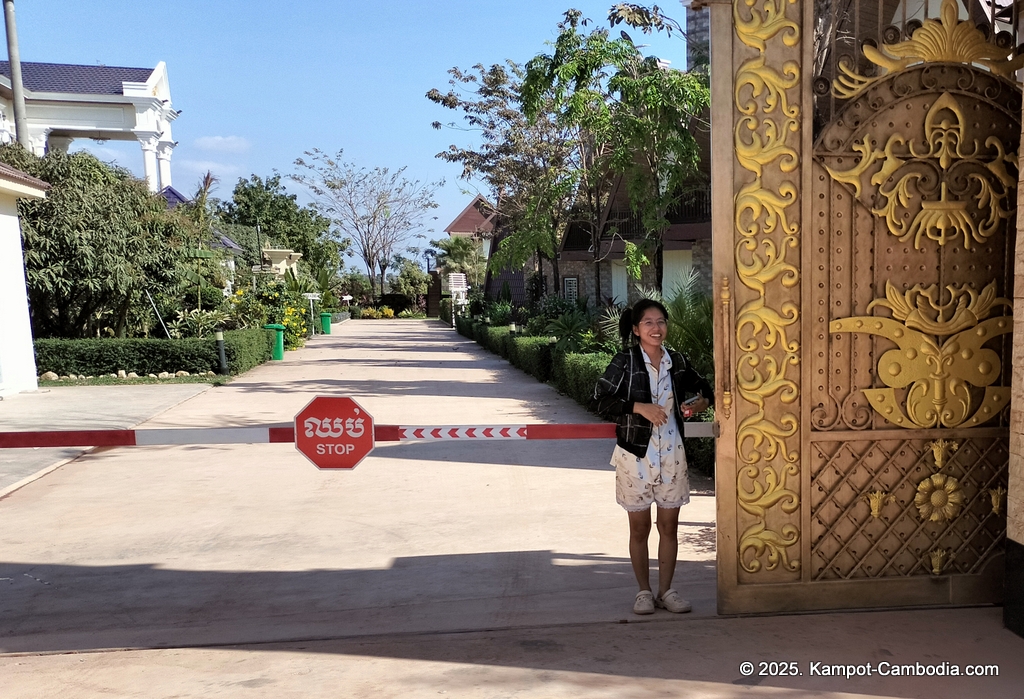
[0,421,714,449]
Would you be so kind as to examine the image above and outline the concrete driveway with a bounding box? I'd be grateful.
[1,320,1021,698]
[0,383,209,493]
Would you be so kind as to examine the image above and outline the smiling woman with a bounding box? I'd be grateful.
[592,298,713,615]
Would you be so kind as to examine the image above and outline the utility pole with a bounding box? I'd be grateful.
[3,0,29,148]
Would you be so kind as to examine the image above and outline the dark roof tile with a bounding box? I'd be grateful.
[0,61,154,95]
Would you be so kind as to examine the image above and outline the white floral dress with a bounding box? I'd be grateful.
[610,347,690,511]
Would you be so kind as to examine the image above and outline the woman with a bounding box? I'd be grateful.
[592,299,712,615]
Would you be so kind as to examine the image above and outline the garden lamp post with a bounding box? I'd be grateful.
[215,329,228,375]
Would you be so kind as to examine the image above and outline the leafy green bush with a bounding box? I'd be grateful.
[534,294,579,320]
[545,310,594,353]
[553,351,613,407]
[349,306,363,319]
[454,314,471,337]
[168,309,231,339]
[34,328,274,376]
[222,328,275,374]
[487,300,514,326]
[472,320,489,345]
[438,298,453,325]
[483,326,511,358]
[508,336,554,382]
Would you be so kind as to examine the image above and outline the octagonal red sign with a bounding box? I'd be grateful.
[294,396,374,469]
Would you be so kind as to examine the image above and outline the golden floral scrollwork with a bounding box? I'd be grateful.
[831,280,1012,429]
[989,486,1007,515]
[862,490,896,519]
[926,439,959,471]
[737,462,800,573]
[915,473,965,522]
[735,116,799,177]
[928,548,954,575]
[733,0,799,52]
[833,0,1024,99]
[825,93,1018,250]
[732,0,801,576]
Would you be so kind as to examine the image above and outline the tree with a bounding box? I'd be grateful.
[292,149,440,300]
[427,61,577,293]
[387,257,430,303]
[522,9,709,285]
[219,174,340,272]
[431,236,487,289]
[0,145,187,338]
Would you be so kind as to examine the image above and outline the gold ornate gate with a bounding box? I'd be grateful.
[711,0,1018,613]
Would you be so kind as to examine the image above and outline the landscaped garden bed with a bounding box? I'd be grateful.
[448,284,716,477]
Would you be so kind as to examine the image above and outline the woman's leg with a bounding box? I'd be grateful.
[627,507,653,591]
[655,506,680,596]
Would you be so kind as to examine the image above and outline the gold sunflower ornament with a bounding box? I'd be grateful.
[914,473,965,522]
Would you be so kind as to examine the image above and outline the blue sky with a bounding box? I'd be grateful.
[15,0,687,242]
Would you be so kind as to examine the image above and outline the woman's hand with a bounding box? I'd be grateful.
[685,396,710,415]
[633,402,668,426]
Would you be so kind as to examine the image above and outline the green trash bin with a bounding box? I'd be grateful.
[263,324,285,360]
[320,312,332,335]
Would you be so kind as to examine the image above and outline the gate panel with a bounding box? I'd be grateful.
[715,0,1017,613]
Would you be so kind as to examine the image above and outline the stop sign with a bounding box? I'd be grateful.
[294,396,374,469]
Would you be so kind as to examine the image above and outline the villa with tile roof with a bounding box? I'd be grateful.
[0,61,178,193]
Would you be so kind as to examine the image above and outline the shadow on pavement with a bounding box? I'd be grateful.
[0,551,716,655]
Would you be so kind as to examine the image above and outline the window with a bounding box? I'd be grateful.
[563,277,578,303]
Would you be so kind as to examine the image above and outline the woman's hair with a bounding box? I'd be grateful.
[618,299,670,348]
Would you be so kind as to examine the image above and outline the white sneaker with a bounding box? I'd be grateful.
[633,590,655,615]
[655,589,692,613]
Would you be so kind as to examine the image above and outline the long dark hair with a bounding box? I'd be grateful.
[618,299,669,348]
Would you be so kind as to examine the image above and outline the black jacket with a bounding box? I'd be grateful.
[591,344,713,458]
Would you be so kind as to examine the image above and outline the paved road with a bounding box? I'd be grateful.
[0,384,209,493]
[1,320,1021,698]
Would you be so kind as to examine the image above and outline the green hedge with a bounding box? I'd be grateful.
[222,329,275,374]
[450,321,716,477]
[553,351,613,407]
[34,328,274,376]
[508,336,554,382]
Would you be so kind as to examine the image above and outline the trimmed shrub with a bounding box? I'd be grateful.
[223,328,275,374]
[553,351,613,407]
[483,326,510,358]
[34,328,274,376]
[508,336,554,382]
[438,298,453,326]
[472,320,489,345]
[455,315,474,338]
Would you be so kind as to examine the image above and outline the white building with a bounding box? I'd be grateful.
[0,162,47,396]
[0,60,178,192]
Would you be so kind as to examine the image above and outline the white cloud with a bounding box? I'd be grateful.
[177,159,244,181]
[194,135,251,154]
